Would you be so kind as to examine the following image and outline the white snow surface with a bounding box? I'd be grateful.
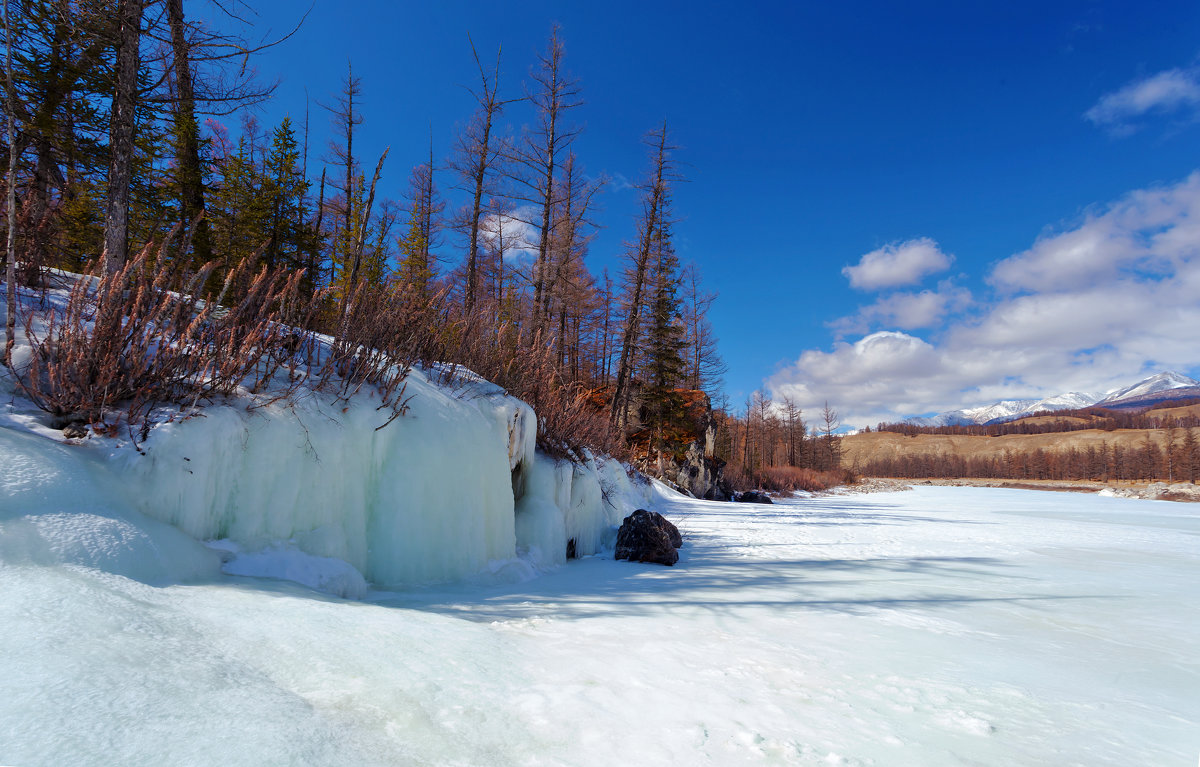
[2,480,1197,765]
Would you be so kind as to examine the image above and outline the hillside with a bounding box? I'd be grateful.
[844,422,1200,482]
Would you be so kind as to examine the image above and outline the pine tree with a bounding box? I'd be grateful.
[262,117,319,291]
[640,212,687,456]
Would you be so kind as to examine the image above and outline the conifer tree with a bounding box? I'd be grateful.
[640,213,687,455]
[612,123,674,430]
[397,158,442,295]
[262,117,320,293]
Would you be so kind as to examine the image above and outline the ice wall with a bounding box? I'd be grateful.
[104,368,539,588]
[514,450,651,568]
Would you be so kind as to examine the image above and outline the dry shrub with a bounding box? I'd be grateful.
[15,236,322,434]
[433,306,624,459]
[725,464,852,494]
[312,281,449,428]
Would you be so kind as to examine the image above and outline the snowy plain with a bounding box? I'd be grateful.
[2,475,1197,766]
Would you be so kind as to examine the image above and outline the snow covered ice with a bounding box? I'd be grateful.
[3,432,1198,767]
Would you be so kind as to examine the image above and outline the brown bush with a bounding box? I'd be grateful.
[431,307,624,460]
[14,241,323,435]
[724,464,849,494]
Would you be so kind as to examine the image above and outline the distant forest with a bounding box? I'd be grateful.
[874,401,1200,437]
[860,402,1200,483]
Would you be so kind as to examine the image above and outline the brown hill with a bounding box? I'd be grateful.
[844,424,1199,483]
[843,428,1179,467]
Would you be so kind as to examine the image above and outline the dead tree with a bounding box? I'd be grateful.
[507,25,581,329]
[451,37,520,311]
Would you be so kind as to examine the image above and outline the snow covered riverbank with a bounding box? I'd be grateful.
[1,484,1195,765]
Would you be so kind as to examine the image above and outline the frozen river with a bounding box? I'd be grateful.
[2,485,1197,765]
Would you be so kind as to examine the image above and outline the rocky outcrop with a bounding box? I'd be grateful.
[604,383,731,501]
[674,439,731,501]
[614,509,681,566]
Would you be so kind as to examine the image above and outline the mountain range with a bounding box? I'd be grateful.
[905,371,1200,427]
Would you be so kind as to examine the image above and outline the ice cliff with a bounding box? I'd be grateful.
[2,364,651,597]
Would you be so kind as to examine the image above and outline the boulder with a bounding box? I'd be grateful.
[615,509,681,566]
[735,490,773,504]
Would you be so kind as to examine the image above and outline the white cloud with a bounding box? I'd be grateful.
[1085,66,1200,132]
[479,206,541,262]
[990,172,1200,292]
[831,282,972,335]
[770,174,1200,428]
[841,238,953,291]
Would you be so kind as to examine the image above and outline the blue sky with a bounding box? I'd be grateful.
[218,0,1200,426]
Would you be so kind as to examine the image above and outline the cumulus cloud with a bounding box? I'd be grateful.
[1085,66,1200,132]
[771,174,1200,428]
[841,238,953,291]
[831,282,972,335]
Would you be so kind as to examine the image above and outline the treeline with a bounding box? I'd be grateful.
[714,391,849,492]
[1,3,726,461]
[876,403,1200,438]
[860,429,1200,484]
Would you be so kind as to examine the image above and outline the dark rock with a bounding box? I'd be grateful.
[614,509,681,566]
[62,422,89,440]
[735,490,773,504]
[566,537,577,560]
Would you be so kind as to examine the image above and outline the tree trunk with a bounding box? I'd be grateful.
[102,0,144,274]
[167,0,212,267]
[4,0,17,365]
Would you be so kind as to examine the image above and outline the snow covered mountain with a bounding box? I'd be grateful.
[1097,371,1199,404]
[906,372,1198,427]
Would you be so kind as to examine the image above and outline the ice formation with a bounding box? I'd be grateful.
[1,290,649,593]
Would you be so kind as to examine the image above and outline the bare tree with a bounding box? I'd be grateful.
[507,25,581,328]
[782,395,803,467]
[4,0,17,364]
[680,261,726,394]
[450,36,520,311]
[820,401,842,471]
[321,61,364,288]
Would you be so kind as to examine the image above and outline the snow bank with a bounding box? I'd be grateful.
[0,427,220,585]
[3,358,648,593]
[206,539,370,599]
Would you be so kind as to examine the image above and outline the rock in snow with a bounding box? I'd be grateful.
[614,509,682,566]
[735,490,774,504]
